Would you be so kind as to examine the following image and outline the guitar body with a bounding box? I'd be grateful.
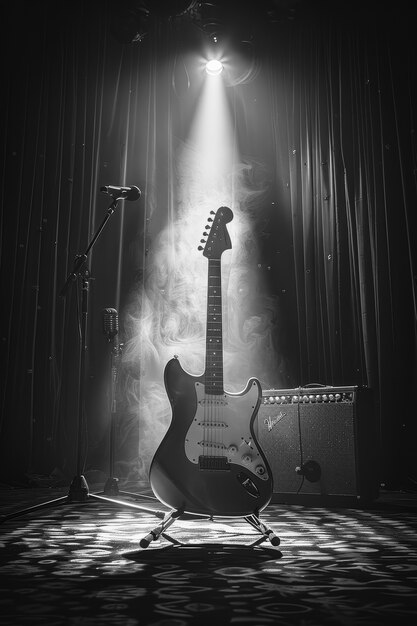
[149,357,273,516]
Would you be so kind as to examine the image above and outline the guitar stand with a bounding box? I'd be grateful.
[139,508,281,550]
[244,513,281,548]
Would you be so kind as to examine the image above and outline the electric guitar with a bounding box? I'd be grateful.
[149,206,273,516]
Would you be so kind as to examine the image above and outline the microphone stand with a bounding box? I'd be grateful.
[102,328,123,496]
[1,195,165,523]
[98,324,151,501]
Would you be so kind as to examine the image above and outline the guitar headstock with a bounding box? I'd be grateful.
[198,206,233,259]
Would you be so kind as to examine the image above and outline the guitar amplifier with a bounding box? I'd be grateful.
[256,386,379,504]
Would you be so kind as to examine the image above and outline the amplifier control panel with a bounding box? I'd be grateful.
[262,386,359,405]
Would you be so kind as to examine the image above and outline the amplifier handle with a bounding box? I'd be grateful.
[303,382,327,388]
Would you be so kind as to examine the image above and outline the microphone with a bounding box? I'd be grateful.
[100,185,141,201]
[102,308,119,340]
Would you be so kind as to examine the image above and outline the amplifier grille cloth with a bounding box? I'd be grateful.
[258,402,358,496]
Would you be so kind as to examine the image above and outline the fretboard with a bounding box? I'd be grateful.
[205,258,224,394]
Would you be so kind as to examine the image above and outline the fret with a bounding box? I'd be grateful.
[205,258,224,394]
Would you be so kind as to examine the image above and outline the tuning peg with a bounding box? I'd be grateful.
[198,245,204,251]
[210,210,215,214]
[205,224,210,229]
[207,217,213,222]
[203,231,208,236]
[200,239,206,243]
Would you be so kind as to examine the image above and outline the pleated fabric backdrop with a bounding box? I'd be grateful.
[1,0,416,489]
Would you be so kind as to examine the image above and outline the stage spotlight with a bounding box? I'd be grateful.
[205,59,223,76]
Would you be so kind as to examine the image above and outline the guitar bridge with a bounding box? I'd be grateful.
[199,456,230,471]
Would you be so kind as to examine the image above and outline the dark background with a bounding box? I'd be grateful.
[1,0,416,490]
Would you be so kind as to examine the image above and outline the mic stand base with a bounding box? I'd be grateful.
[1,475,167,524]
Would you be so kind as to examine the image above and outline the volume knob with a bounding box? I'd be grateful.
[242,454,252,464]
[255,464,266,476]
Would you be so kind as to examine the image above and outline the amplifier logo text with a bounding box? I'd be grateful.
[264,411,286,432]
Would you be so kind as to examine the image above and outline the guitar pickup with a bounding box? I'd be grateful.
[199,456,230,471]
[198,399,228,406]
[198,441,226,450]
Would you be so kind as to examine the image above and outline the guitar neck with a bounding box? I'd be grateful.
[205,258,224,394]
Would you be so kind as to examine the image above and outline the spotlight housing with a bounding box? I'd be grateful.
[205,59,223,76]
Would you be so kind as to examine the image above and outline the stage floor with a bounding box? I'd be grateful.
[1,483,417,625]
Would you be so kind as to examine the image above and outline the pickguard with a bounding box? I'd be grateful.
[184,381,269,481]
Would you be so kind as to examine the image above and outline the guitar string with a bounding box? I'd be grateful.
[206,258,224,458]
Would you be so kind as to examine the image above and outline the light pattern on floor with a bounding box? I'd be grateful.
[1,496,417,625]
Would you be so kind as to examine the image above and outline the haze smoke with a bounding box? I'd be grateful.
[120,140,281,482]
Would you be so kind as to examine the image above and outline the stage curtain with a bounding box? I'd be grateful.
[1,1,415,488]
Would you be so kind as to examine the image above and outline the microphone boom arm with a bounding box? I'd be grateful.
[59,197,119,298]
